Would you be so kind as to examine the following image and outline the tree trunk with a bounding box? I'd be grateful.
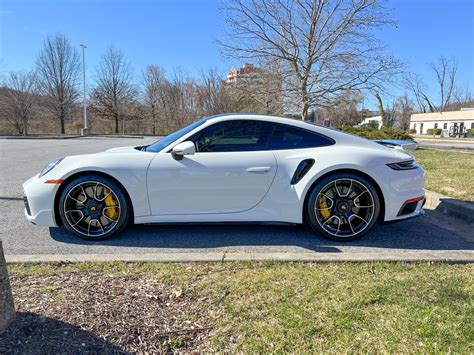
[0,241,15,334]
[60,116,65,134]
[22,116,28,136]
[301,100,310,121]
[115,114,119,134]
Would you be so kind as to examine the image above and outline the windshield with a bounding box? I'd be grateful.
[145,118,208,152]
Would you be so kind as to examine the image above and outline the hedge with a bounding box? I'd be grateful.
[426,128,442,135]
[337,126,413,141]
[467,128,474,136]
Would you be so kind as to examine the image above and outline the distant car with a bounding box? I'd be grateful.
[23,114,425,241]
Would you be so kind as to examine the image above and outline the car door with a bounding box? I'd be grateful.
[146,120,277,215]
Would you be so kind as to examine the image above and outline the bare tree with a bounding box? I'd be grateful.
[36,34,80,133]
[224,64,284,114]
[393,94,414,130]
[91,47,137,134]
[142,65,165,135]
[431,56,457,113]
[1,70,38,135]
[219,0,402,120]
[197,68,235,115]
[375,92,397,128]
[319,90,363,126]
[451,84,473,110]
[403,73,434,113]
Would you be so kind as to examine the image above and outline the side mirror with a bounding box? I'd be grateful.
[172,141,196,160]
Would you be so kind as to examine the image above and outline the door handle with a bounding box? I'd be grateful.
[247,166,271,174]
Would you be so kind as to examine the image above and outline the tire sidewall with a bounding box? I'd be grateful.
[58,175,129,240]
[306,172,380,242]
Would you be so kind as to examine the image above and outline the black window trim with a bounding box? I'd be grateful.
[166,119,336,153]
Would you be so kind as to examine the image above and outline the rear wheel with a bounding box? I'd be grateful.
[306,173,380,241]
[58,175,130,240]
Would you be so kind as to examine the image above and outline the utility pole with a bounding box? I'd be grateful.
[80,44,90,136]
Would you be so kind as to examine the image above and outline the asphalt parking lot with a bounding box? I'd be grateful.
[0,137,472,261]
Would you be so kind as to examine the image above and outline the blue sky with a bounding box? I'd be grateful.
[0,0,473,110]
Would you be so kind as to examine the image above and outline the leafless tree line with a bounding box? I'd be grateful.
[1,0,472,135]
[0,32,283,135]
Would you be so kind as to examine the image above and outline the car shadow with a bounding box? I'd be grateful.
[49,213,473,252]
[0,312,125,353]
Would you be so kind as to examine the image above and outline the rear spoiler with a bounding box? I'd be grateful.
[374,139,418,153]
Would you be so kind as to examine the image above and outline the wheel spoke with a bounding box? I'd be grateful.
[322,215,341,235]
[65,209,84,227]
[315,193,334,210]
[334,179,352,198]
[348,214,369,234]
[68,186,87,204]
[87,219,93,236]
[353,190,373,208]
[94,219,104,234]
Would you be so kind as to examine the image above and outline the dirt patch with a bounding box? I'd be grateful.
[0,269,211,353]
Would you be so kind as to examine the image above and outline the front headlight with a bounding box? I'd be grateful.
[39,157,64,177]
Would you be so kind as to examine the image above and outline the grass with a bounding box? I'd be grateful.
[8,262,474,353]
[413,148,474,201]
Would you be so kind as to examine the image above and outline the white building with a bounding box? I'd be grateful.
[410,109,474,136]
[358,115,383,129]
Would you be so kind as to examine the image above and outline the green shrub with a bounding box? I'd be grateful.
[408,128,416,134]
[337,126,413,141]
[467,128,474,136]
[426,128,442,135]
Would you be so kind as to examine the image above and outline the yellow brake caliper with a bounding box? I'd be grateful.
[318,196,331,220]
[103,188,119,220]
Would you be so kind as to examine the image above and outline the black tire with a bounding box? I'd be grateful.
[58,175,130,240]
[306,172,380,242]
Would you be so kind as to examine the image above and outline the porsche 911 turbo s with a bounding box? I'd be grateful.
[23,114,425,241]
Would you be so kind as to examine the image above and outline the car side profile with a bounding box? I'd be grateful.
[23,114,425,241]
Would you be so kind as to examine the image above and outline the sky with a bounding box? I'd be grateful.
[0,0,473,110]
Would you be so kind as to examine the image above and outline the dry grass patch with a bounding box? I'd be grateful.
[2,262,473,353]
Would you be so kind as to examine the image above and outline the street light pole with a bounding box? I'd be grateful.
[80,44,89,136]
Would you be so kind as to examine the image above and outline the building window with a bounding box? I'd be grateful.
[471,123,474,129]
[444,123,448,129]
[434,123,438,129]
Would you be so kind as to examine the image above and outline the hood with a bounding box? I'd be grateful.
[103,146,141,154]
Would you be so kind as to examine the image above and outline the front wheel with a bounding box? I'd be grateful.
[306,173,380,241]
[58,175,130,240]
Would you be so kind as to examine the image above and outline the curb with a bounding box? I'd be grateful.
[0,135,81,140]
[424,190,474,224]
[0,135,149,140]
[5,251,474,264]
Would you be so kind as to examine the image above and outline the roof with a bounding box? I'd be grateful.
[410,110,474,122]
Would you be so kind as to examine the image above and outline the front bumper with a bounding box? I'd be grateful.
[23,174,59,227]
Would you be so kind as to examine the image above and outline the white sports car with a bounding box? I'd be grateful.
[23,114,425,241]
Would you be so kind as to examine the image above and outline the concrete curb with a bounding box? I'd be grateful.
[5,251,474,264]
[424,190,474,224]
[0,135,148,140]
[0,135,81,140]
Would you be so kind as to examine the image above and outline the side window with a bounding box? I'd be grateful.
[270,124,334,150]
[191,120,273,152]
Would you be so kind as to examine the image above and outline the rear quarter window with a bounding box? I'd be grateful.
[270,124,335,150]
